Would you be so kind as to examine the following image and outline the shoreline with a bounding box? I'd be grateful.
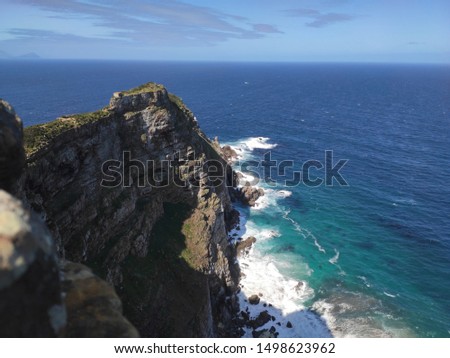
[223,137,333,338]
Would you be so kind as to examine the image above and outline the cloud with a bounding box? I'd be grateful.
[8,0,281,46]
[407,41,422,46]
[251,24,283,34]
[285,8,357,28]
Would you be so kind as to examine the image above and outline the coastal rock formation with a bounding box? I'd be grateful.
[13,83,240,337]
[236,183,264,207]
[236,236,257,257]
[60,261,139,338]
[248,294,261,305]
[221,145,238,163]
[0,100,25,191]
[1,99,140,337]
[0,190,64,337]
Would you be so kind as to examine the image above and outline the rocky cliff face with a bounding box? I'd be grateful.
[12,83,240,337]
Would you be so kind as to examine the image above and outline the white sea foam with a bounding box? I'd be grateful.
[329,249,340,265]
[227,137,332,338]
[226,137,278,161]
[383,291,397,298]
[276,190,293,198]
[238,246,332,338]
[243,137,278,151]
[357,276,371,288]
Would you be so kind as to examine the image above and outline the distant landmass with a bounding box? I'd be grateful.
[0,50,41,60]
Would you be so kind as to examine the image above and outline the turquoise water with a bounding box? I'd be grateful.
[1,61,449,337]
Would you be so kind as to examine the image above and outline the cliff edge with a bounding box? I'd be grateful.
[9,83,240,337]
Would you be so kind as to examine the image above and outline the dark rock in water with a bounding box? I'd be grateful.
[225,208,240,232]
[269,326,279,338]
[236,236,257,256]
[276,322,281,326]
[221,145,238,163]
[287,321,293,328]
[263,303,267,307]
[248,294,260,305]
[252,326,278,338]
[236,184,264,207]
[246,310,271,329]
[0,100,25,192]
[0,190,64,337]
[60,261,139,338]
[276,244,295,253]
[294,281,304,292]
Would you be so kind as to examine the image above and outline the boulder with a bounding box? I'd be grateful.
[236,184,264,206]
[0,190,64,337]
[248,294,260,305]
[252,326,278,338]
[0,100,25,191]
[221,145,238,163]
[247,310,271,329]
[236,236,257,256]
[60,261,139,338]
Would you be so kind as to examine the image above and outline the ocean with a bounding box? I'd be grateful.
[1,60,449,337]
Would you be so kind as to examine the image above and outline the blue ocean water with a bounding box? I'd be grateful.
[1,61,449,337]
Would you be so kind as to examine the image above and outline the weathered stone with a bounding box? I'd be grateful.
[0,190,64,337]
[248,294,260,305]
[236,236,257,256]
[252,326,278,338]
[236,184,264,206]
[17,83,240,337]
[0,100,25,192]
[60,261,139,338]
[247,310,271,329]
[221,145,238,163]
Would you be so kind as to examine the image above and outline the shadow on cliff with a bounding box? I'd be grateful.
[116,201,238,338]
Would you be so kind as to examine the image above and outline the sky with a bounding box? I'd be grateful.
[0,0,449,63]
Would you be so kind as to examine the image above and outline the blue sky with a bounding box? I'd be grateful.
[1,0,449,63]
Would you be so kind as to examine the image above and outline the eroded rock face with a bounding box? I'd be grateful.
[0,190,64,337]
[236,184,265,207]
[236,236,257,257]
[17,83,240,337]
[60,261,139,338]
[0,100,25,192]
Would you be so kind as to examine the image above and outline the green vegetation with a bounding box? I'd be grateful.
[121,82,165,95]
[23,109,110,156]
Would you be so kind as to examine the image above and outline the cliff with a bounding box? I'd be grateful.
[6,83,240,337]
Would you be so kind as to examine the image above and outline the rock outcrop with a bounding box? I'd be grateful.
[11,83,240,337]
[0,190,64,337]
[60,261,139,338]
[236,236,257,257]
[236,183,264,206]
[0,100,25,191]
[1,99,140,337]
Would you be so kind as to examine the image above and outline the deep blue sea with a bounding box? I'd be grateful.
[1,61,449,337]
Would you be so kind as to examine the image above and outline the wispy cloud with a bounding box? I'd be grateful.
[251,24,284,34]
[8,0,282,46]
[285,8,357,28]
